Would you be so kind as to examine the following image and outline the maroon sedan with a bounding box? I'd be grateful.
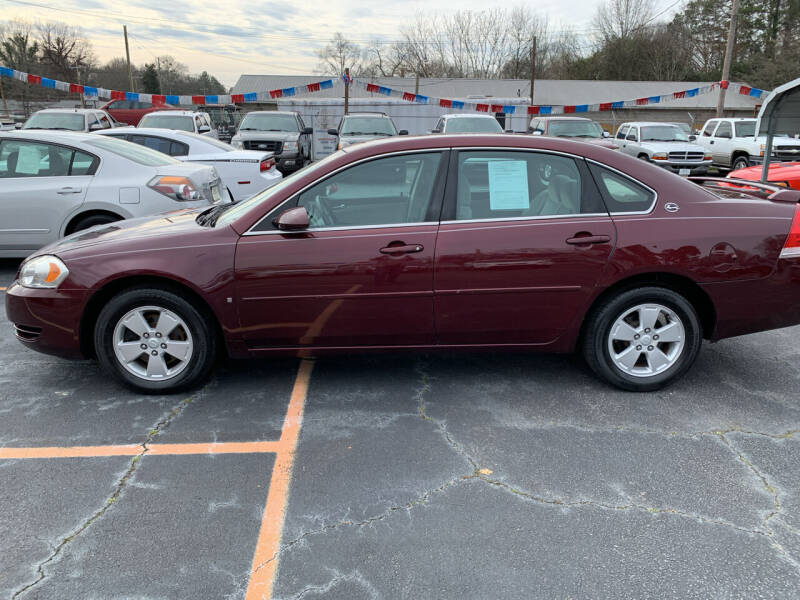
[6,135,800,393]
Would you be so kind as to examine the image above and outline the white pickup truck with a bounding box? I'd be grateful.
[695,118,800,171]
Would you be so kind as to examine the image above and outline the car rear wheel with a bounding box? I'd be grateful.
[94,287,216,393]
[582,287,702,392]
[732,155,750,171]
[70,213,122,234]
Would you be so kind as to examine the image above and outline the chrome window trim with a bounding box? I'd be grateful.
[242,221,437,236]
[441,213,609,226]
[585,158,658,215]
[245,148,449,235]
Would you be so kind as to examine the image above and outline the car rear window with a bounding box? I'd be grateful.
[139,114,195,132]
[23,112,85,131]
[85,136,179,166]
[588,164,655,213]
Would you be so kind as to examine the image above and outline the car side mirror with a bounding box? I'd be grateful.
[689,134,697,142]
[327,128,339,136]
[602,131,610,138]
[430,128,441,134]
[398,130,408,135]
[532,130,543,136]
[302,127,313,135]
[14,122,22,129]
[89,123,103,131]
[198,125,211,133]
[274,206,309,231]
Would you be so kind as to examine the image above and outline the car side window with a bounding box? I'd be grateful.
[453,150,601,220]
[626,128,638,142]
[129,134,173,155]
[616,126,629,140]
[258,152,443,231]
[169,141,189,156]
[297,116,306,129]
[714,122,732,139]
[588,164,655,213]
[98,114,112,129]
[702,121,718,137]
[71,150,97,175]
[0,140,96,177]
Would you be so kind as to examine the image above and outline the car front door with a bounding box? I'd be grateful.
[711,121,733,166]
[234,150,447,349]
[434,149,616,345]
[0,139,94,253]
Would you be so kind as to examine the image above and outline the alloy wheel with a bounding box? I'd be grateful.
[607,303,685,378]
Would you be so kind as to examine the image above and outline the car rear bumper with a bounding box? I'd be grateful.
[5,283,89,359]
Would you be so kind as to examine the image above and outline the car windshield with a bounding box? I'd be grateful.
[547,120,603,138]
[211,151,345,227]
[139,114,195,132]
[23,112,85,131]
[735,121,756,137]
[340,117,396,136]
[671,123,691,135]
[86,136,180,166]
[444,117,503,133]
[640,125,689,142]
[238,113,299,132]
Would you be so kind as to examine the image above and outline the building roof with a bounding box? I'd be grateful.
[231,75,762,110]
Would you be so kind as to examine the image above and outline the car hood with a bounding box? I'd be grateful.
[37,209,216,259]
[232,130,299,142]
[638,141,705,152]
[340,134,393,147]
[553,136,619,149]
[729,161,800,181]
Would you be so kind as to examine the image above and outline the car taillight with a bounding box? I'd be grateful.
[260,158,275,172]
[780,204,800,259]
[148,176,202,201]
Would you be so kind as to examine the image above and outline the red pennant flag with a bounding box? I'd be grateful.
[439,99,452,108]
[111,90,125,100]
[152,94,166,104]
[563,105,576,113]
[366,83,379,93]
[720,80,729,89]
[635,97,648,105]
[476,103,489,112]
[673,91,686,99]
[69,83,84,94]
[598,103,612,111]
[739,86,751,95]
[402,92,416,102]
[192,95,205,104]
[307,82,321,92]
[527,106,540,115]
[490,104,503,112]
[231,94,244,104]
[269,89,282,99]
[27,74,41,85]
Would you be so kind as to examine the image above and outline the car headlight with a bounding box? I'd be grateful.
[231,139,243,149]
[19,255,69,288]
[284,140,298,152]
[651,152,668,160]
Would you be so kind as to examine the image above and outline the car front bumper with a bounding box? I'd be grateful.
[653,160,712,175]
[276,152,302,172]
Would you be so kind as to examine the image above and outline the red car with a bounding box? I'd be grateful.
[728,161,800,190]
[7,135,800,393]
[99,99,182,126]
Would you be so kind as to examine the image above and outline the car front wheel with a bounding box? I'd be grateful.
[732,155,750,171]
[94,287,216,393]
[582,287,702,392]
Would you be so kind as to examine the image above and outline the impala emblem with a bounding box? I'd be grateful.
[664,202,680,213]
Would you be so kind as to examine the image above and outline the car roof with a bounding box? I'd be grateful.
[245,110,298,116]
[619,122,682,127]
[31,108,100,114]
[539,116,592,121]
[143,110,206,117]
[0,130,99,142]
[442,113,497,119]
[342,112,389,118]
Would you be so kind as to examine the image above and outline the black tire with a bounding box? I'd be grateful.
[637,154,650,161]
[70,213,122,234]
[732,155,750,171]
[582,287,702,392]
[94,287,216,394]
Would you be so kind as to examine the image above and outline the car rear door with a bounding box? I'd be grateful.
[0,138,94,253]
[234,150,448,348]
[433,148,616,345]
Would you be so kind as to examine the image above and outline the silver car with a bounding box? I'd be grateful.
[615,122,711,175]
[231,111,314,175]
[0,131,224,257]
[23,108,123,132]
[328,112,407,150]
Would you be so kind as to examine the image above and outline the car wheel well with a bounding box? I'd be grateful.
[580,273,716,343]
[637,153,650,160]
[65,210,124,235]
[79,275,226,359]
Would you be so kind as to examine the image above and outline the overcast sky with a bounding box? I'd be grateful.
[3,0,625,87]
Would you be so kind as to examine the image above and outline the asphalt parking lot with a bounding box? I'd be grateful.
[2,257,800,599]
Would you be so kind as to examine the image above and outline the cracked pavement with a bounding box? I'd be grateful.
[2,259,800,599]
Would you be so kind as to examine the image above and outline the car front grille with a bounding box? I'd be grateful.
[775,146,800,160]
[14,323,41,342]
[668,151,705,161]
[244,140,283,153]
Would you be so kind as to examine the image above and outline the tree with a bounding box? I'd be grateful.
[141,62,160,94]
[316,32,363,75]
[0,20,40,111]
[594,0,657,42]
[36,21,94,82]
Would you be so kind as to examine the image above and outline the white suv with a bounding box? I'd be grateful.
[23,108,121,132]
[138,110,218,139]
[695,118,800,171]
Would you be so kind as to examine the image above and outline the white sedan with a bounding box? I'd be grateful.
[97,128,282,201]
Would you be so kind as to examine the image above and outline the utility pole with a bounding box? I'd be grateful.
[716,0,740,117]
[123,25,135,92]
[344,67,350,115]
[529,36,536,127]
[415,72,419,95]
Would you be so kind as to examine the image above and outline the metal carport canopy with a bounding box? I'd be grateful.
[756,77,800,181]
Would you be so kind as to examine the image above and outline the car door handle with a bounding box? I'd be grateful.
[566,234,611,245]
[709,140,714,144]
[57,187,82,194]
[379,243,424,254]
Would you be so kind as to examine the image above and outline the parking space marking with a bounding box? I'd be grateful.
[245,358,314,600]
[0,441,283,460]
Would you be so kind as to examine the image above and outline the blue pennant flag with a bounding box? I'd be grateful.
[165,95,179,105]
[749,88,762,97]
[415,94,428,104]
[0,66,12,77]
[83,86,98,96]
[243,92,257,102]
[205,95,218,104]
[41,77,55,89]
[539,106,552,115]
[320,80,333,89]
[282,87,295,97]
[574,105,588,113]
[686,88,699,97]
[611,101,624,109]
[452,100,464,110]
[648,96,660,104]
[125,92,139,101]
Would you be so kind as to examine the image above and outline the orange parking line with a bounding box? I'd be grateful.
[245,358,314,600]
[0,441,283,460]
